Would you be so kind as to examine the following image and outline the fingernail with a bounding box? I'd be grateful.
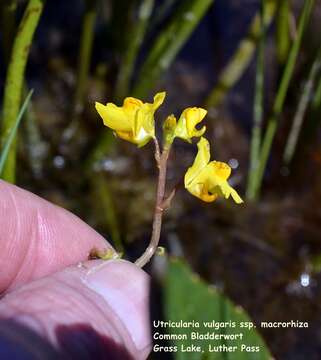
[83,260,151,352]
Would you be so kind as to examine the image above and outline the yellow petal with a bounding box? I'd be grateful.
[184,137,211,188]
[152,92,166,109]
[230,188,244,204]
[96,92,166,147]
[133,105,156,146]
[95,102,131,131]
[210,161,231,181]
[175,107,207,142]
[184,137,243,204]
[210,179,243,204]
[198,182,218,202]
[185,107,207,137]
[116,130,135,142]
[123,97,143,111]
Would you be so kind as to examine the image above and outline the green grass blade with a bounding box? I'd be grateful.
[72,0,97,119]
[246,0,267,201]
[276,0,290,66]
[283,49,321,165]
[204,0,276,109]
[114,0,155,101]
[0,89,34,177]
[132,0,214,98]
[0,0,45,183]
[252,0,314,199]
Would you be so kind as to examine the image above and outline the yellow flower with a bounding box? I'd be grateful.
[95,92,166,147]
[162,107,207,146]
[174,107,207,143]
[184,137,243,204]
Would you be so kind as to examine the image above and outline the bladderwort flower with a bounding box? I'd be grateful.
[95,93,243,268]
[185,137,243,204]
[163,107,207,146]
[95,92,166,147]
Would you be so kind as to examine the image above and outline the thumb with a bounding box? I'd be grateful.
[0,260,151,360]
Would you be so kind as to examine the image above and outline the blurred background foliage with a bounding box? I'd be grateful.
[1,0,321,358]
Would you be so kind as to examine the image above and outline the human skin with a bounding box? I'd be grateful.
[0,180,151,359]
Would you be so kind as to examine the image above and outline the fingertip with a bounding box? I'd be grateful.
[0,180,112,292]
[82,260,151,355]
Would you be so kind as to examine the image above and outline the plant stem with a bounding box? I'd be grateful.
[132,0,214,98]
[246,0,266,201]
[251,0,314,198]
[204,0,276,109]
[114,0,154,102]
[283,49,321,165]
[135,143,170,268]
[64,0,97,140]
[73,0,97,114]
[276,0,290,67]
[0,0,45,183]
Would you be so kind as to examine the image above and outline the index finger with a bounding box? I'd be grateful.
[0,180,112,293]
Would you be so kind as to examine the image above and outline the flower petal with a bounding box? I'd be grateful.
[185,137,211,188]
[174,107,207,142]
[184,137,243,204]
[123,97,143,111]
[152,92,166,109]
[185,107,207,137]
[211,179,243,204]
[95,102,131,131]
[210,161,231,181]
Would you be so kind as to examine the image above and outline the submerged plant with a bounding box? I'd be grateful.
[95,92,243,267]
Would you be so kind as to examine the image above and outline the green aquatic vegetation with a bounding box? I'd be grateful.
[252,0,314,198]
[0,90,34,176]
[0,0,45,183]
[246,0,267,201]
[204,0,276,109]
[276,0,291,67]
[283,48,321,166]
[132,0,214,98]
[114,0,155,101]
[71,0,98,122]
[159,258,272,359]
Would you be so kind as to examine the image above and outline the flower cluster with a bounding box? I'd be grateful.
[95,92,243,204]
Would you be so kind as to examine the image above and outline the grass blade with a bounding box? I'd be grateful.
[0,90,34,176]
[204,0,276,109]
[246,0,267,201]
[63,0,98,141]
[72,0,97,119]
[276,0,290,67]
[283,49,321,165]
[252,0,314,199]
[114,0,155,101]
[0,0,45,183]
[132,0,214,97]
